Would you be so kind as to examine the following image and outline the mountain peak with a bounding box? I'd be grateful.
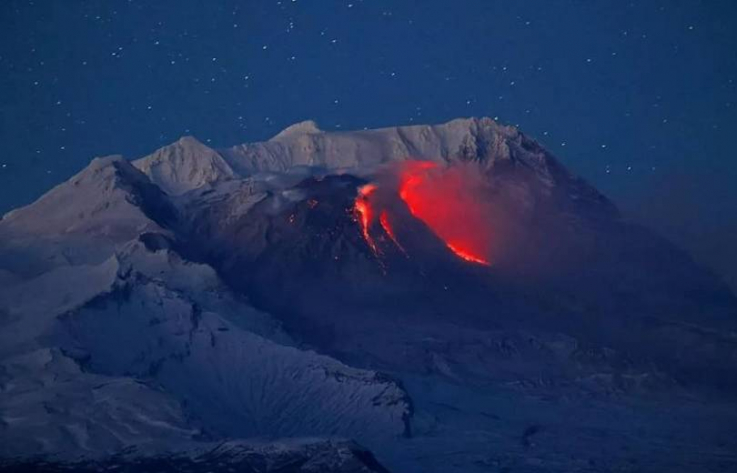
[134,136,235,196]
[176,135,203,145]
[270,120,322,141]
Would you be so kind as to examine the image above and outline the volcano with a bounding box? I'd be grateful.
[1,118,737,472]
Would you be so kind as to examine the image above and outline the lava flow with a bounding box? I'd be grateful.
[353,160,494,266]
[379,210,406,255]
[398,160,492,266]
[354,183,379,255]
[446,242,491,265]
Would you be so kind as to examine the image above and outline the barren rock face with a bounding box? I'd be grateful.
[1,118,736,473]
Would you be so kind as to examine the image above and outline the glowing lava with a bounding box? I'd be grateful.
[352,160,494,266]
[379,210,406,255]
[398,160,492,266]
[446,243,491,265]
[354,183,379,254]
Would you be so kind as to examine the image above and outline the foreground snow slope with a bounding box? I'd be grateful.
[0,152,410,466]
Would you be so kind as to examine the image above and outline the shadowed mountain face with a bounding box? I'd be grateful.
[1,118,736,472]
[0,439,390,473]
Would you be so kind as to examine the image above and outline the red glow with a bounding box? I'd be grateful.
[351,161,494,266]
[354,183,379,254]
[379,210,406,254]
[446,243,491,265]
[398,161,492,266]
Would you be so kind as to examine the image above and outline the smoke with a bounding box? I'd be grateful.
[354,159,503,266]
[396,160,496,265]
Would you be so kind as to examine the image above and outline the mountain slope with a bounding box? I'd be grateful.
[0,155,177,277]
[0,152,412,465]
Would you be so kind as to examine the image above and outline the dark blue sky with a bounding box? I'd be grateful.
[1,0,736,287]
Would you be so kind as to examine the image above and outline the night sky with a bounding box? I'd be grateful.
[1,0,736,288]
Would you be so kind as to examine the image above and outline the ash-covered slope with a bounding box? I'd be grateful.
[2,117,737,472]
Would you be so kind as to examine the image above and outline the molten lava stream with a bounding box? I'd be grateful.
[445,242,490,266]
[354,183,379,255]
[379,210,407,255]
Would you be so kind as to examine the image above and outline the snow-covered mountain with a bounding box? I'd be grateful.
[1,118,736,472]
